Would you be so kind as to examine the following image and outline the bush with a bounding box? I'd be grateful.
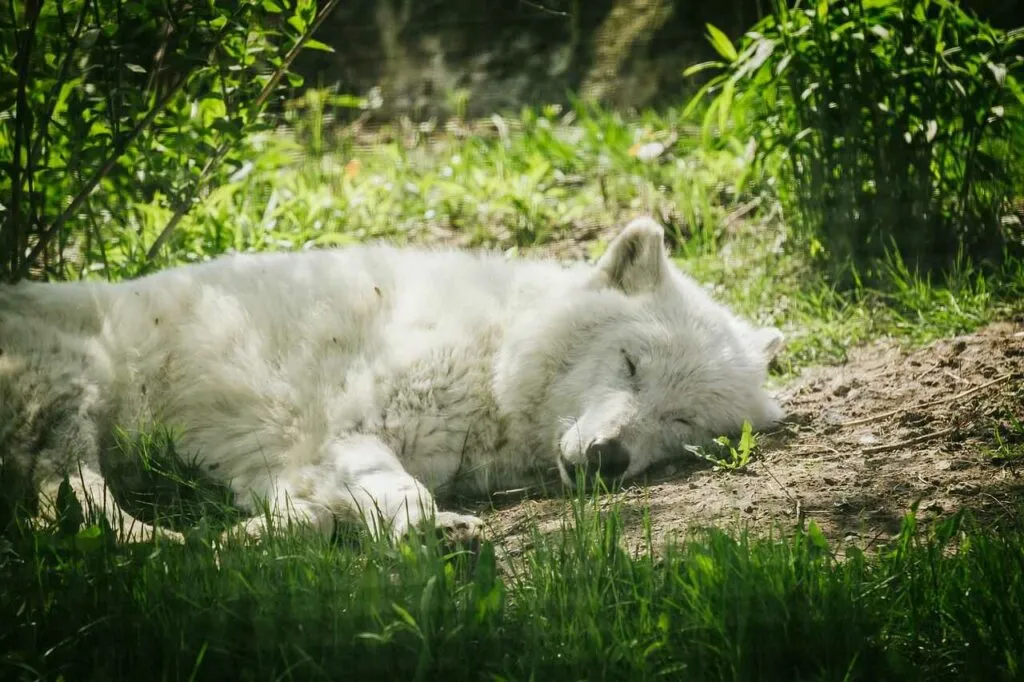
[687,0,1024,282]
[0,0,340,283]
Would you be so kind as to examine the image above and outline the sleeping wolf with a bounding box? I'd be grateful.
[0,217,784,543]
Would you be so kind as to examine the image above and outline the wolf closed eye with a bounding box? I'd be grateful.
[622,350,638,378]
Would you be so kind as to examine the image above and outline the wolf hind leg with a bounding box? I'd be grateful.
[223,490,336,541]
[0,339,182,543]
[36,463,183,543]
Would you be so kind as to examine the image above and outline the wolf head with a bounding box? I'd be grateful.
[543,217,785,488]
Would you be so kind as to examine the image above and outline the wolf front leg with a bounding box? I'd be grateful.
[330,435,485,545]
[226,435,484,545]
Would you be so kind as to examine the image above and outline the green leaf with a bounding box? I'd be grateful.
[738,420,755,456]
[986,61,1007,86]
[391,603,419,631]
[212,119,243,136]
[742,37,776,77]
[303,38,334,53]
[701,98,720,144]
[718,78,735,134]
[682,77,724,119]
[1006,79,1024,107]
[682,60,725,78]
[705,24,738,63]
[261,0,283,11]
[806,520,830,553]
[869,24,891,40]
[328,94,368,108]
[74,525,105,552]
[419,575,437,624]
[774,53,793,76]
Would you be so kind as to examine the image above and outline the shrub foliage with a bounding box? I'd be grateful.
[0,0,339,283]
[688,0,1024,279]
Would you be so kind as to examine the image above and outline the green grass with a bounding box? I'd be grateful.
[5,100,1024,681]
[680,230,1024,377]
[99,102,754,274]
[3,501,1023,681]
[985,380,1024,464]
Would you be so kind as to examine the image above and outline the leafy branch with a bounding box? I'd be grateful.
[0,0,343,282]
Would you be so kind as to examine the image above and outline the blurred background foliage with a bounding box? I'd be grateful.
[295,0,1023,119]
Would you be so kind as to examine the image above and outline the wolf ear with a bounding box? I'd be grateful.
[750,326,784,362]
[592,216,668,295]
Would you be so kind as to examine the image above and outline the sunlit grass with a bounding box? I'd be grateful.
[91,102,759,275]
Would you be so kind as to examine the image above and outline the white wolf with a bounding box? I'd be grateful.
[0,217,784,543]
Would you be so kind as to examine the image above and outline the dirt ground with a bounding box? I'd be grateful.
[467,321,1024,557]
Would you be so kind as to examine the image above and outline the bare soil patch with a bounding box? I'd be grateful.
[471,321,1024,557]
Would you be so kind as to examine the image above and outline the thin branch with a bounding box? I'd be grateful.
[28,0,94,244]
[14,0,255,282]
[6,0,42,279]
[15,75,190,281]
[86,205,112,280]
[144,0,344,262]
[251,0,345,120]
[518,0,570,17]
[142,151,220,262]
[32,0,91,165]
[861,426,956,455]
[143,18,175,101]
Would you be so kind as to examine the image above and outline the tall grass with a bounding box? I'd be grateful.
[2,498,1023,681]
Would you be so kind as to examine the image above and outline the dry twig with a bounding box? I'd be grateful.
[840,372,1014,428]
[861,427,956,455]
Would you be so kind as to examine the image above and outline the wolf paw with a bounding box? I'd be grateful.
[218,515,273,546]
[434,511,484,552]
[120,523,184,545]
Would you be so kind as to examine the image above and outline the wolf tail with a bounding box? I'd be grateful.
[0,279,113,334]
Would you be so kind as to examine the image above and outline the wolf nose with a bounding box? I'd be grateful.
[583,439,630,480]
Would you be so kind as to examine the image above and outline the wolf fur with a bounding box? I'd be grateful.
[0,217,784,543]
